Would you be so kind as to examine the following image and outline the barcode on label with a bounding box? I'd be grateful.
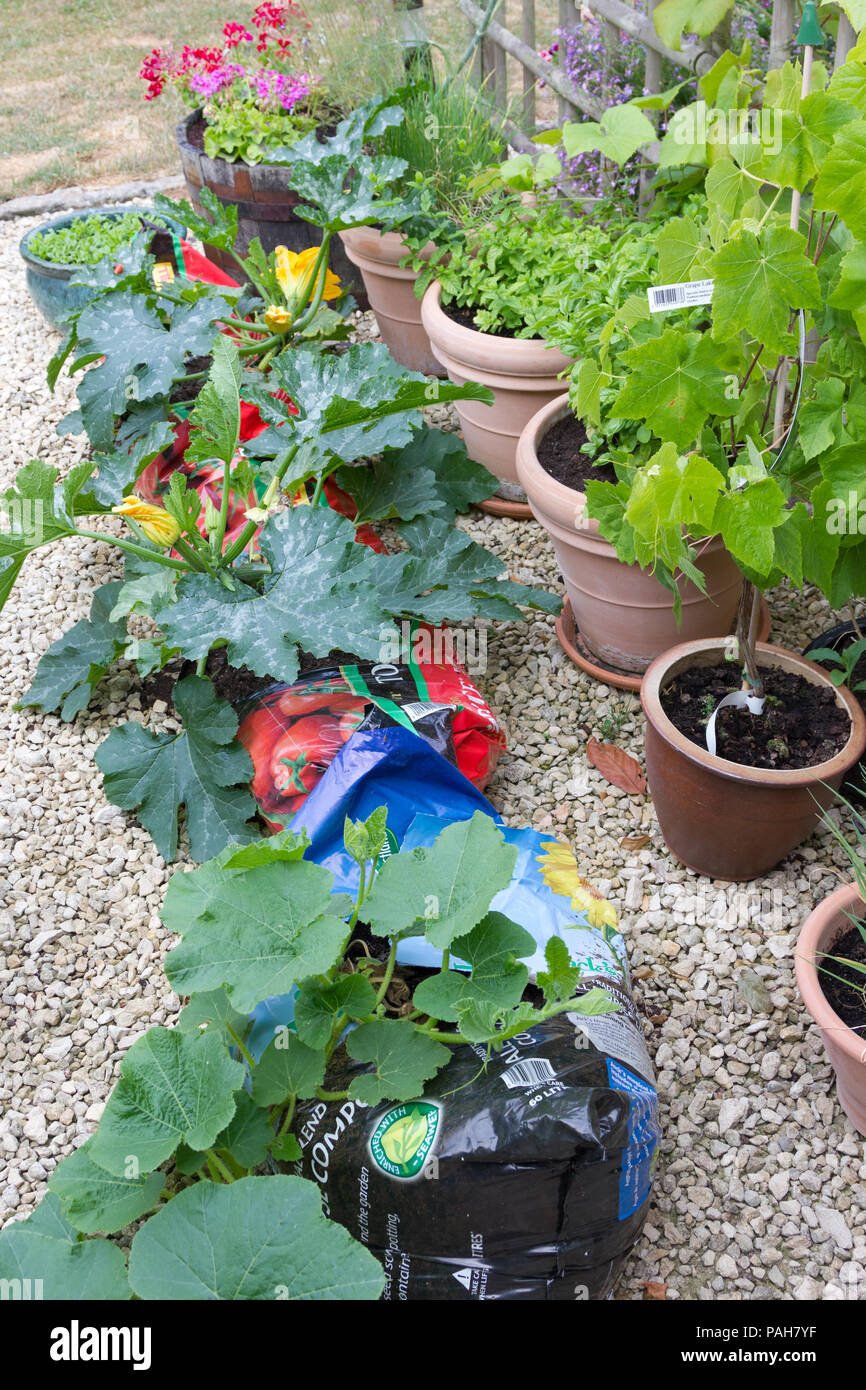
[400,700,453,721]
[648,278,714,313]
[501,1058,557,1090]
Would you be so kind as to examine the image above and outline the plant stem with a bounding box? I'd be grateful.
[225,1023,256,1069]
[76,529,189,573]
[205,1149,235,1183]
[276,1095,296,1141]
[373,938,399,1009]
[315,1087,350,1102]
[220,445,299,566]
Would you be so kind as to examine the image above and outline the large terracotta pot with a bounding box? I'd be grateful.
[641,639,866,881]
[339,227,442,376]
[420,281,573,493]
[175,110,363,303]
[517,396,743,673]
[796,882,866,1136]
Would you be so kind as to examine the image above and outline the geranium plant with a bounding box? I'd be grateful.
[0,809,619,1299]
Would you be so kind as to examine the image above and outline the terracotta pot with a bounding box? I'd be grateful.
[796,882,866,1136]
[641,639,866,881]
[175,110,364,304]
[338,227,442,376]
[517,396,744,673]
[420,281,573,489]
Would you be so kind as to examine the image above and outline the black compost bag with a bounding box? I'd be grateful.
[293,1011,660,1301]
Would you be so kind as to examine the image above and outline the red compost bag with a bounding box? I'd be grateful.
[237,648,506,830]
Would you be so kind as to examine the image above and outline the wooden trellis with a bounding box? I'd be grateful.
[459,0,859,142]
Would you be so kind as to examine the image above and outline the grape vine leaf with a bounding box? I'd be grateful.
[362,811,518,950]
[23,580,127,720]
[88,1027,244,1177]
[626,444,724,534]
[127,1175,385,1300]
[0,1193,131,1300]
[345,1020,451,1105]
[653,0,734,48]
[713,476,789,579]
[615,330,732,449]
[562,103,656,166]
[163,855,353,1012]
[412,912,535,1023]
[250,1033,327,1105]
[94,675,257,863]
[47,1138,164,1235]
[711,225,822,353]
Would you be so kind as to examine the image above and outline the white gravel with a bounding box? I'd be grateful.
[2,208,865,1302]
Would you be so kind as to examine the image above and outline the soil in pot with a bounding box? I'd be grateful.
[441,300,543,341]
[817,920,866,1032]
[660,663,851,770]
[536,413,617,490]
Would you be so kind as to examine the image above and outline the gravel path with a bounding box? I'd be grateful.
[1,210,865,1302]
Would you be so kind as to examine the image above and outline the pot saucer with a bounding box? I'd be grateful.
[477,494,534,520]
[555,596,772,692]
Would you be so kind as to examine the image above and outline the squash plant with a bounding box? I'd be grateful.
[6,335,559,863]
[561,38,866,691]
[0,809,620,1300]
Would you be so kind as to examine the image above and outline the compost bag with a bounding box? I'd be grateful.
[292,1010,659,1301]
[236,656,505,829]
[253,727,659,1298]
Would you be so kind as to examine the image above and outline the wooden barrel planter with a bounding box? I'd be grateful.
[175,110,367,307]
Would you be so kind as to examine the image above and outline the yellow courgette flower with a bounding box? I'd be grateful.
[275,245,341,304]
[264,305,294,334]
[112,497,181,548]
[536,840,619,931]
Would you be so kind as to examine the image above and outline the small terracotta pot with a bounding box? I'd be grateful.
[796,882,866,1136]
[338,227,442,377]
[420,281,573,491]
[641,639,866,881]
[517,396,744,673]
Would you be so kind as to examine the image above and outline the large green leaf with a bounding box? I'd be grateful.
[293,975,378,1050]
[711,225,822,354]
[89,405,176,506]
[23,580,127,720]
[0,459,97,609]
[186,334,242,468]
[0,1193,130,1299]
[829,241,866,343]
[48,1138,164,1235]
[72,295,226,449]
[94,675,257,863]
[615,330,732,450]
[154,187,239,253]
[814,119,866,239]
[163,854,352,1012]
[625,444,725,536]
[561,103,656,166]
[128,1175,384,1299]
[412,913,535,1023]
[362,811,518,950]
[337,429,494,526]
[250,1033,327,1105]
[89,1026,244,1176]
[653,0,734,48]
[345,1020,451,1105]
[714,476,788,579]
[161,508,389,684]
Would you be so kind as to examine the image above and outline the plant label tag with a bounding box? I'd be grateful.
[705,690,765,757]
[648,279,714,312]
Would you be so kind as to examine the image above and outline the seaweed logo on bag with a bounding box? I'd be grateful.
[370,1102,440,1179]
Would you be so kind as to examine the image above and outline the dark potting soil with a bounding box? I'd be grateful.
[168,355,212,406]
[137,644,367,711]
[535,413,617,491]
[818,920,866,1033]
[661,664,851,770]
[441,299,542,341]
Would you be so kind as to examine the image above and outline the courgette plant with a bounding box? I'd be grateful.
[559,39,866,695]
[4,94,561,863]
[0,809,620,1300]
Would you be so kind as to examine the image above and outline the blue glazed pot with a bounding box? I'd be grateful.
[19,204,187,331]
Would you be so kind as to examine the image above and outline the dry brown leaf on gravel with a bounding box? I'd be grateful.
[587,738,647,794]
[643,1281,669,1300]
[620,833,651,850]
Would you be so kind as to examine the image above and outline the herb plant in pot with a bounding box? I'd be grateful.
[796,804,866,1136]
[419,195,592,517]
[19,206,184,331]
[339,77,508,376]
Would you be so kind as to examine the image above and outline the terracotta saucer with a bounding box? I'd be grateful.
[477,494,534,520]
[555,595,773,692]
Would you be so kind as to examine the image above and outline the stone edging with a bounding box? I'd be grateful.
[0,173,185,222]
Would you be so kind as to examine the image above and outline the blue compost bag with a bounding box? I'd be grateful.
[249,725,661,1299]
